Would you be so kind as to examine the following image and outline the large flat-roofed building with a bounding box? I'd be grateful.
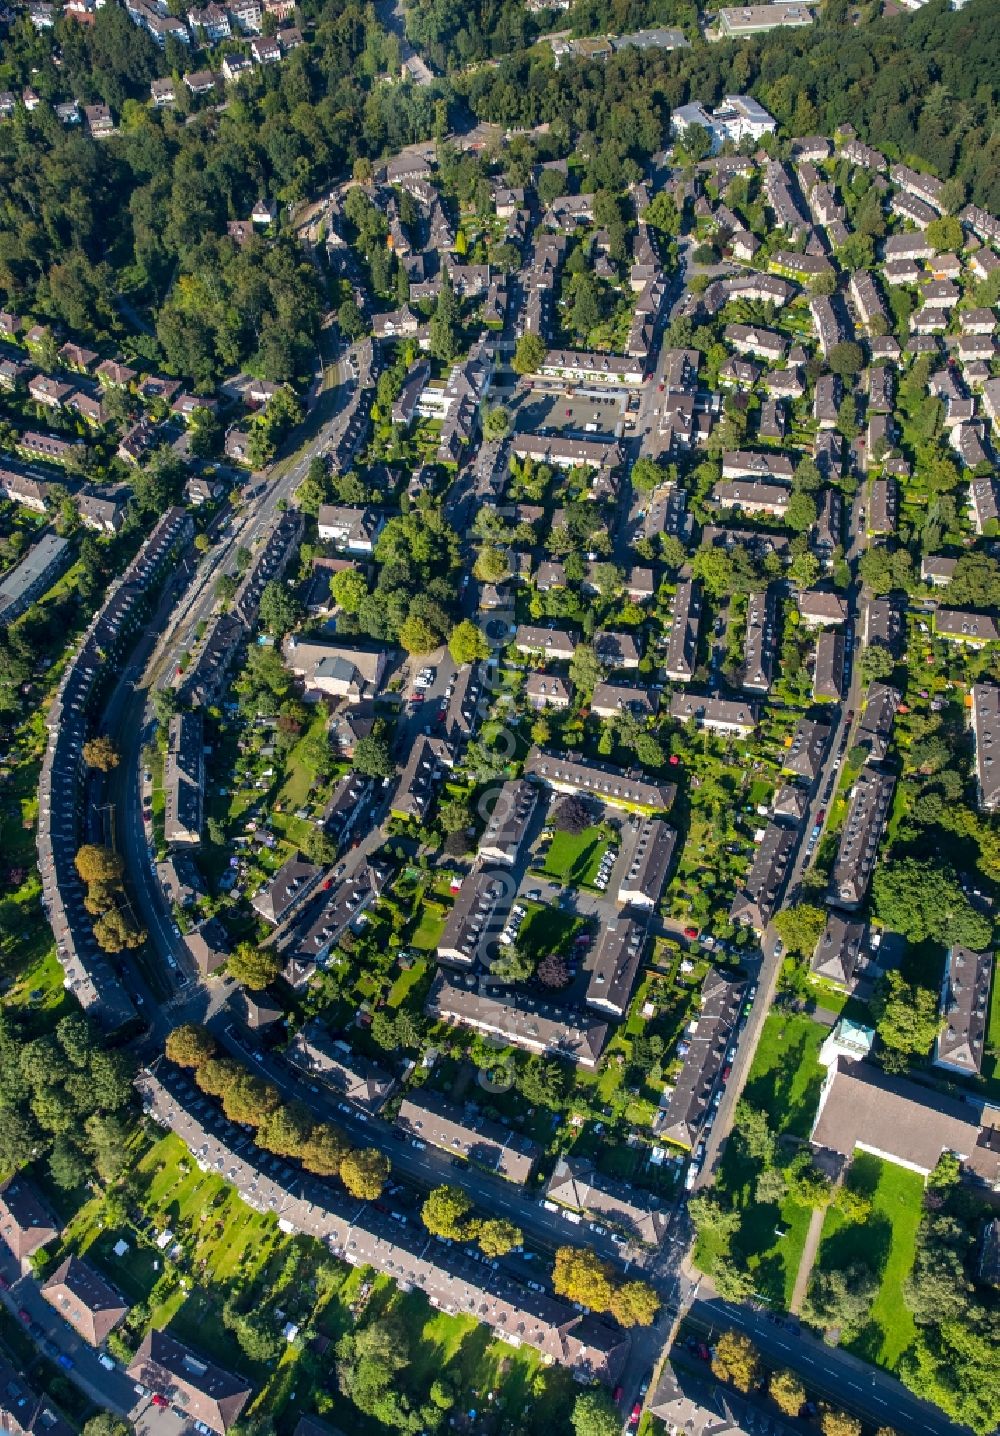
[810,1059,1000,1184]
[664,579,701,683]
[934,946,993,1078]
[436,868,509,968]
[972,682,1000,811]
[163,710,204,847]
[523,748,675,812]
[478,779,538,865]
[426,973,609,1068]
[617,819,676,909]
[724,8,815,40]
[655,969,746,1148]
[287,1022,396,1111]
[828,768,895,909]
[396,1091,540,1184]
[586,915,647,1018]
[545,1157,669,1246]
[128,1330,252,1434]
[730,821,796,931]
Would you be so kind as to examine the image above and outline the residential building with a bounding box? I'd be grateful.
[0,1358,74,1436]
[934,946,993,1077]
[730,822,796,931]
[710,479,790,517]
[717,2,812,34]
[478,779,538,866]
[972,682,1000,811]
[655,969,745,1148]
[590,682,656,719]
[586,915,647,1018]
[935,608,1000,645]
[163,711,204,847]
[316,505,383,553]
[813,629,845,702]
[283,638,387,703]
[811,911,866,989]
[545,1158,668,1246]
[523,749,675,813]
[396,1092,539,1184]
[392,735,452,822]
[743,588,777,693]
[525,673,572,710]
[41,1257,128,1346]
[0,533,70,624]
[798,590,848,627]
[669,693,756,736]
[137,1065,630,1382]
[855,681,899,761]
[514,625,576,661]
[251,856,322,925]
[287,1022,397,1112]
[664,579,701,682]
[426,974,609,1069]
[617,819,676,908]
[828,768,895,909]
[0,1177,58,1267]
[436,868,509,968]
[128,1331,252,1434]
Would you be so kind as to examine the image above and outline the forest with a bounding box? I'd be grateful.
[0,0,997,389]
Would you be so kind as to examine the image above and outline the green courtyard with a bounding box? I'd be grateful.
[813,1153,923,1371]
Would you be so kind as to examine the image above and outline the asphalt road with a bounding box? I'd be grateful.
[0,1248,138,1416]
[688,1296,971,1436]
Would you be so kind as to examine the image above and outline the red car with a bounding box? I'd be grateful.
[722,1064,732,1081]
[816,809,826,823]
[629,1403,642,1429]
[683,925,699,939]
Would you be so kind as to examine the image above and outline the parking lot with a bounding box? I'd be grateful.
[513,387,628,439]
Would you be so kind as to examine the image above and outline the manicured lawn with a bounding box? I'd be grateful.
[388,956,429,1007]
[742,1011,827,1137]
[516,903,581,959]
[813,1153,923,1371]
[980,964,1000,1099]
[541,826,610,887]
[277,712,329,810]
[410,900,448,951]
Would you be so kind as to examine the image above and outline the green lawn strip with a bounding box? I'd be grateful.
[741,1011,826,1138]
[516,903,581,960]
[813,1153,922,1371]
[982,962,1000,1098]
[410,901,447,951]
[541,826,609,887]
[388,957,429,1007]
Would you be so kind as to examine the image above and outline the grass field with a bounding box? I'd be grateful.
[742,1011,827,1137]
[541,826,610,887]
[982,965,1000,1099]
[813,1153,923,1370]
[409,900,448,951]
